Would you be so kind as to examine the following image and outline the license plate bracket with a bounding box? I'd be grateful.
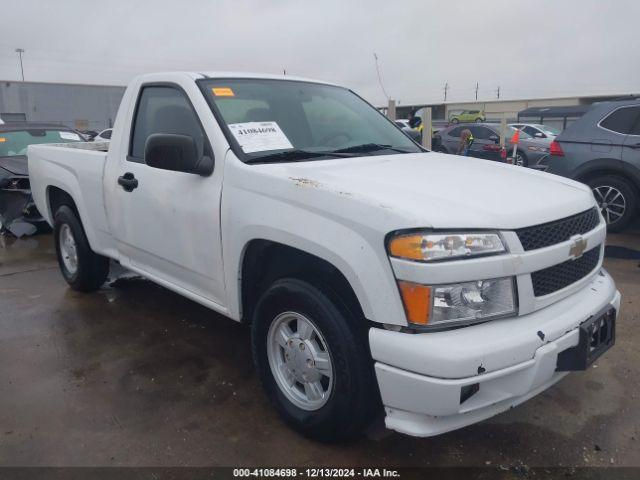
[556,306,616,371]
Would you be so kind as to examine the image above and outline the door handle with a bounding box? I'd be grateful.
[117,172,138,192]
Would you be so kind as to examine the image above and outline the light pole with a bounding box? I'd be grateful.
[15,48,25,81]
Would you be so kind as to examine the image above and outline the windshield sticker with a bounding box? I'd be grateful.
[228,122,294,153]
[212,87,235,97]
[59,131,81,141]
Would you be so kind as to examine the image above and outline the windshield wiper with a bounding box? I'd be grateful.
[333,143,414,154]
[245,149,354,164]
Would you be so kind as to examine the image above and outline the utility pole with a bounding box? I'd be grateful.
[443,82,449,102]
[373,52,390,101]
[496,86,501,99]
[15,48,25,81]
[475,82,479,101]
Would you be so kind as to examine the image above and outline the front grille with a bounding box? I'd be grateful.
[531,247,600,297]
[516,208,600,251]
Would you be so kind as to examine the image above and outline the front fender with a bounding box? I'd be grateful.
[221,187,407,327]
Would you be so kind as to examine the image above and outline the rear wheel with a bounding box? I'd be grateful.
[587,175,638,232]
[54,205,109,291]
[251,278,377,442]
[475,118,482,123]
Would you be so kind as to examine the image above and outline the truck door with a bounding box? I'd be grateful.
[107,84,226,308]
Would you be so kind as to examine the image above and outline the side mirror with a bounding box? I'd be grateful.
[534,132,545,138]
[144,133,213,176]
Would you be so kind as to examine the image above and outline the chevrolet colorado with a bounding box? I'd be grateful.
[28,72,620,441]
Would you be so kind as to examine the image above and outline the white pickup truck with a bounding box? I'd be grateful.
[28,72,620,441]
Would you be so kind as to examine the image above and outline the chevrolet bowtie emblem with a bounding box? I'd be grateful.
[569,236,587,258]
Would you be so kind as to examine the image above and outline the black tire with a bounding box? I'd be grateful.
[436,146,449,154]
[251,278,377,442]
[515,150,528,167]
[451,118,459,124]
[475,118,482,123]
[53,205,109,292]
[587,175,638,232]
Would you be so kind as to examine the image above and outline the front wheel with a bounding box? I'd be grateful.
[251,278,377,441]
[475,118,482,123]
[54,205,109,291]
[450,118,459,124]
[587,175,638,232]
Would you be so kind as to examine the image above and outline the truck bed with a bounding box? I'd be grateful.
[28,142,116,258]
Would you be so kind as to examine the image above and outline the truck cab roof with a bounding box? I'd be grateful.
[133,71,339,87]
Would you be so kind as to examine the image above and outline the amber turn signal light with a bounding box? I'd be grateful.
[397,281,431,325]
[388,235,425,261]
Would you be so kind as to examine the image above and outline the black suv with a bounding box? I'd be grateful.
[540,99,640,231]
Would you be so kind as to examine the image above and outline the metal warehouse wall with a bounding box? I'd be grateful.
[0,80,125,131]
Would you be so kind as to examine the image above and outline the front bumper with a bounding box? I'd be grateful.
[369,269,620,437]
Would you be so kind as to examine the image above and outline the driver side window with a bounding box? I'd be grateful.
[129,86,206,163]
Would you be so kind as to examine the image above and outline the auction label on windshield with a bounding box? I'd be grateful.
[212,87,235,96]
[228,121,294,153]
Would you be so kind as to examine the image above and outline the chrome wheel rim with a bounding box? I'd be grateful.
[267,312,333,411]
[59,224,78,275]
[515,154,525,166]
[593,185,626,225]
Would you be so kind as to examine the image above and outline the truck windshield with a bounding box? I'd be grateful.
[199,79,422,162]
[0,129,83,157]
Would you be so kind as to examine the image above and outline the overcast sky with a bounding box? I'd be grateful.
[1,0,638,106]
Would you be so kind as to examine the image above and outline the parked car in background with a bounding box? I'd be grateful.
[437,123,551,166]
[393,119,421,143]
[0,123,84,235]
[539,99,640,231]
[93,128,113,142]
[449,110,485,124]
[511,123,561,140]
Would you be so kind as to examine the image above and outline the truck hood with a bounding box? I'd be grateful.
[259,152,595,230]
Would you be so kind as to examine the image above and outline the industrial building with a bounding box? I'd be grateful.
[0,80,125,131]
[386,92,640,130]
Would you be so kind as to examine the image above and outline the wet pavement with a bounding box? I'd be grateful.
[0,231,639,468]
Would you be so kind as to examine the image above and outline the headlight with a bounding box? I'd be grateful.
[388,232,506,262]
[397,277,517,328]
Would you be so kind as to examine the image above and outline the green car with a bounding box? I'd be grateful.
[449,110,485,124]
